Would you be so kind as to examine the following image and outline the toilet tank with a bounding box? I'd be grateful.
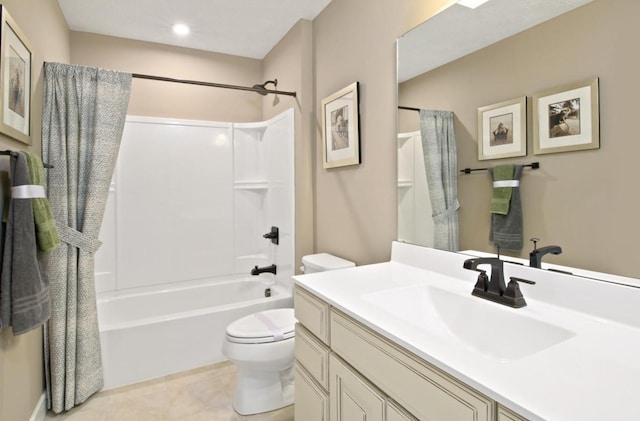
[301,253,355,274]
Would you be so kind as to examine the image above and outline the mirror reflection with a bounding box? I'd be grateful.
[397,0,640,279]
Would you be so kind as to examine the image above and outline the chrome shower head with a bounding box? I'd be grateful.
[252,79,278,95]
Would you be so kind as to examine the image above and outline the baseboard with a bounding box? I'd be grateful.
[29,392,47,421]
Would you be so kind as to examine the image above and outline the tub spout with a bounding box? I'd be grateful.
[251,264,277,276]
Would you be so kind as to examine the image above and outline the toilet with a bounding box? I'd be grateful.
[222,253,355,415]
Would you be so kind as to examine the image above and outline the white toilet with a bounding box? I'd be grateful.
[221,253,355,415]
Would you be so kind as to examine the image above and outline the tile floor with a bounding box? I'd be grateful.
[44,361,294,421]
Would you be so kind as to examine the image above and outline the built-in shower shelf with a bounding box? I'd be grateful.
[397,133,413,144]
[397,179,414,188]
[233,123,268,140]
[234,180,269,190]
[236,254,269,260]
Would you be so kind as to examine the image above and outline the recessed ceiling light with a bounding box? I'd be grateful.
[173,23,190,36]
[458,0,490,8]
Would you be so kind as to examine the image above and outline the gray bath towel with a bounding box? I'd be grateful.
[0,172,8,292]
[0,152,50,335]
[489,164,523,252]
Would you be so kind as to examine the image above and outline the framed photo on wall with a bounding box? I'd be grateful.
[321,82,360,169]
[477,96,527,160]
[0,6,32,145]
[533,78,599,155]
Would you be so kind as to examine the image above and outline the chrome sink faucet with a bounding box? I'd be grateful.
[463,257,535,308]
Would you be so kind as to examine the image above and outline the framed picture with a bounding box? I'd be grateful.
[321,81,360,169]
[533,78,599,155]
[477,96,527,160]
[0,6,32,145]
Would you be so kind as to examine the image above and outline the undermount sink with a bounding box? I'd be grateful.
[363,284,574,360]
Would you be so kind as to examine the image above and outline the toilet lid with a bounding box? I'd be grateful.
[226,308,295,344]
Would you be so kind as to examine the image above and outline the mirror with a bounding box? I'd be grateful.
[397,0,640,280]
[396,0,594,248]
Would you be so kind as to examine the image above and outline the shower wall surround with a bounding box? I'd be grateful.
[397,130,434,247]
[95,108,294,294]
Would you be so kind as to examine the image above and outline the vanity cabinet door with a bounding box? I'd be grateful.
[387,400,417,421]
[329,354,385,421]
[497,405,529,421]
[295,364,329,421]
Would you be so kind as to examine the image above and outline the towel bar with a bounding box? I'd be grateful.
[0,150,54,168]
[460,162,539,174]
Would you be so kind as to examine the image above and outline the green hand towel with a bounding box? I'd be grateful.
[25,152,59,252]
[490,164,514,215]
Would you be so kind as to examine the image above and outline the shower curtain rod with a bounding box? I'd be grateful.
[132,73,297,97]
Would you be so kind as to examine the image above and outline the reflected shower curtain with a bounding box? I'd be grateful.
[41,63,132,413]
[419,110,459,251]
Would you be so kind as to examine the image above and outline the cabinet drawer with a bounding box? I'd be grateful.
[498,405,529,421]
[330,309,494,421]
[295,364,329,421]
[294,285,330,344]
[296,323,330,390]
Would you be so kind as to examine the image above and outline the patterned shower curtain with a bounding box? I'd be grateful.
[41,62,132,413]
[419,110,459,251]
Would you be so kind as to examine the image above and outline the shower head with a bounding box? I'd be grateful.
[252,79,278,95]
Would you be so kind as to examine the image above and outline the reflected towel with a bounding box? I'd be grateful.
[0,152,50,335]
[0,172,8,287]
[489,165,523,252]
[25,152,59,252]
[490,164,514,215]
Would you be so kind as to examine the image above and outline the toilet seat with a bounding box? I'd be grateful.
[226,308,295,344]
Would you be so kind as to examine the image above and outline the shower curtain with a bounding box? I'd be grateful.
[419,110,459,251]
[41,62,132,413]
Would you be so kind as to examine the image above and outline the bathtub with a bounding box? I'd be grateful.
[97,276,293,390]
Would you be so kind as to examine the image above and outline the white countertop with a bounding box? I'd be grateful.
[293,242,640,421]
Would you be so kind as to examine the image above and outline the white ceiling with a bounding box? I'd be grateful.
[57,0,332,59]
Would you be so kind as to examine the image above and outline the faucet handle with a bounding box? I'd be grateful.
[503,277,534,308]
[509,276,536,285]
[504,280,526,308]
[473,270,489,293]
[529,237,540,250]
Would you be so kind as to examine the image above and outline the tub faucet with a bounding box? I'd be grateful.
[529,238,562,268]
[251,264,277,276]
[263,226,279,245]
[463,257,533,308]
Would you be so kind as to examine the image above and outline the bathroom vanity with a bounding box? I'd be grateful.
[293,242,640,420]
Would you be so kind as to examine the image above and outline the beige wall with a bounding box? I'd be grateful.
[70,32,264,122]
[262,20,315,271]
[399,0,640,278]
[312,0,451,265]
[0,2,70,421]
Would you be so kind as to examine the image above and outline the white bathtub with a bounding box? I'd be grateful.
[97,276,293,390]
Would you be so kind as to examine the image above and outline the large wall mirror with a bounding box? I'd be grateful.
[397,0,640,279]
